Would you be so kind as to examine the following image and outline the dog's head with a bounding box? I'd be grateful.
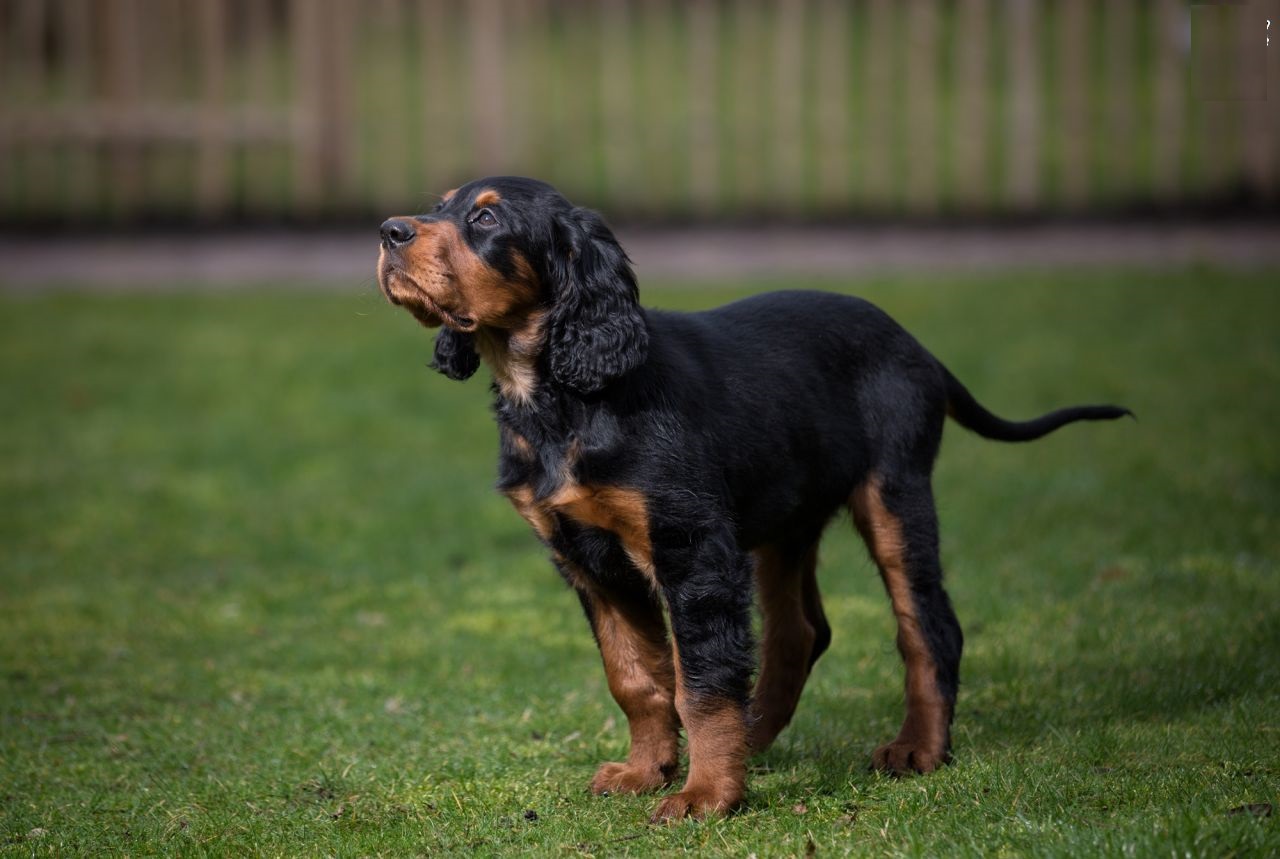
[377,177,648,395]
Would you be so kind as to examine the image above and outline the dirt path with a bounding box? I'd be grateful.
[2,222,1277,290]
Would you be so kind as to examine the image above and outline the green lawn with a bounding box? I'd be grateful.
[1,271,1277,856]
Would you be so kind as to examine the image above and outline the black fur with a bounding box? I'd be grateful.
[545,206,650,394]
[388,176,1130,801]
[430,329,480,381]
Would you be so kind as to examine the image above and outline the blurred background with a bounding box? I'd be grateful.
[0,0,1275,228]
[3,5,1279,853]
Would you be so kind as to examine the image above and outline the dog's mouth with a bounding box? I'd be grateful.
[377,259,477,332]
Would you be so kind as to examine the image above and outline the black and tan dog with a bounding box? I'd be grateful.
[376,176,1129,822]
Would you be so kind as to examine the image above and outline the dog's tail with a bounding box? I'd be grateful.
[944,368,1132,443]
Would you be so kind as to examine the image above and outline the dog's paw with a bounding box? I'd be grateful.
[647,785,742,823]
[590,761,673,796]
[871,739,949,775]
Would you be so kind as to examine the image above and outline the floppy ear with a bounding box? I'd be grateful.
[546,206,649,394]
[429,329,480,381]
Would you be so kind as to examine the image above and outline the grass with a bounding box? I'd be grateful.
[1,269,1277,856]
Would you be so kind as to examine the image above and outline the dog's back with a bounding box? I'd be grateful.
[636,291,947,547]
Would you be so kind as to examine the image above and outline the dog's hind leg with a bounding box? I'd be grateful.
[748,543,828,752]
[801,551,832,670]
[850,474,963,774]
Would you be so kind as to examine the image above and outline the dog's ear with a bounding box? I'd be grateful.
[430,329,480,381]
[545,206,649,394]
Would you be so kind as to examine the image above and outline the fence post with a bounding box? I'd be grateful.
[15,0,55,216]
[57,0,95,218]
[905,0,939,214]
[773,0,805,211]
[1057,0,1088,208]
[687,0,718,214]
[1152,0,1184,201]
[954,0,989,212]
[418,0,458,194]
[637,0,680,214]
[863,0,895,212]
[1006,0,1040,210]
[290,0,321,216]
[600,0,634,207]
[244,0,275,216]
[1239,0,1274,200]
[327,0,358,211]
[370,0,409,212]
[1193,5,1234,198]
[468,0,506,174]
[104,0,143,220]
[814,0,849,212]
[197,0,229,219]
[1104,0,1135,201]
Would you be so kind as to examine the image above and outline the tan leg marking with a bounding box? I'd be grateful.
[503,485,554,542]
[584,587,680,796]
[550,485,657,586]
[748,545,819,752]
[850,478,950,774]
[504,481,654,585]
[505,483,675,796]
[650,692,747,822]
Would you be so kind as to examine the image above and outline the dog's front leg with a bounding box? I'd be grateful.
[572,581,680,795]
[649,532,755,822]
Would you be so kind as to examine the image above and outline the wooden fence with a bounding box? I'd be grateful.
[0,0,1275,223]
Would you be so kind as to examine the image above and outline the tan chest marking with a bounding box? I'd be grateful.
[503,482,656,585]
[475,309,545,405]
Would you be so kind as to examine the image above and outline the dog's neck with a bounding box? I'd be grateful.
[473,312,545,406]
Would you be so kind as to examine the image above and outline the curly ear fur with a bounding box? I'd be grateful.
[430,329,481,381]
[546,207,649,394]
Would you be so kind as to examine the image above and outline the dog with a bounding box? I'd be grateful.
[376,176,1130,822]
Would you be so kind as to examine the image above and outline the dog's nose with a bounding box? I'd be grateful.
[380,218,417,248]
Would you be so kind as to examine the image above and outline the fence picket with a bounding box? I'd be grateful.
[1152,0,1183,201]
[104,0,142,219]
[197,0,228,218]
[290,0,321,214]
[862,0,894,211]
[1058,0,1088,208]
[468,0,505,176]
[1104,0,1135,200]
[1007,0,1040,210]
[773,0,805,210]
[905,0,939,213]
[954,0,989,211]
[1239,1,1273,199]
[600,0,633,207]
[687,0,718,213]
[813,0,849,212]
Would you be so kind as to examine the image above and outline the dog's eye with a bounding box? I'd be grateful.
[471,209,498,228]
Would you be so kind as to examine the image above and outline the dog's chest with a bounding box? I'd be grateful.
[497,427,655,586]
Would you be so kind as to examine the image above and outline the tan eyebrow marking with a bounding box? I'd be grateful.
[473,189,501,207]
[441,188,458,202]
